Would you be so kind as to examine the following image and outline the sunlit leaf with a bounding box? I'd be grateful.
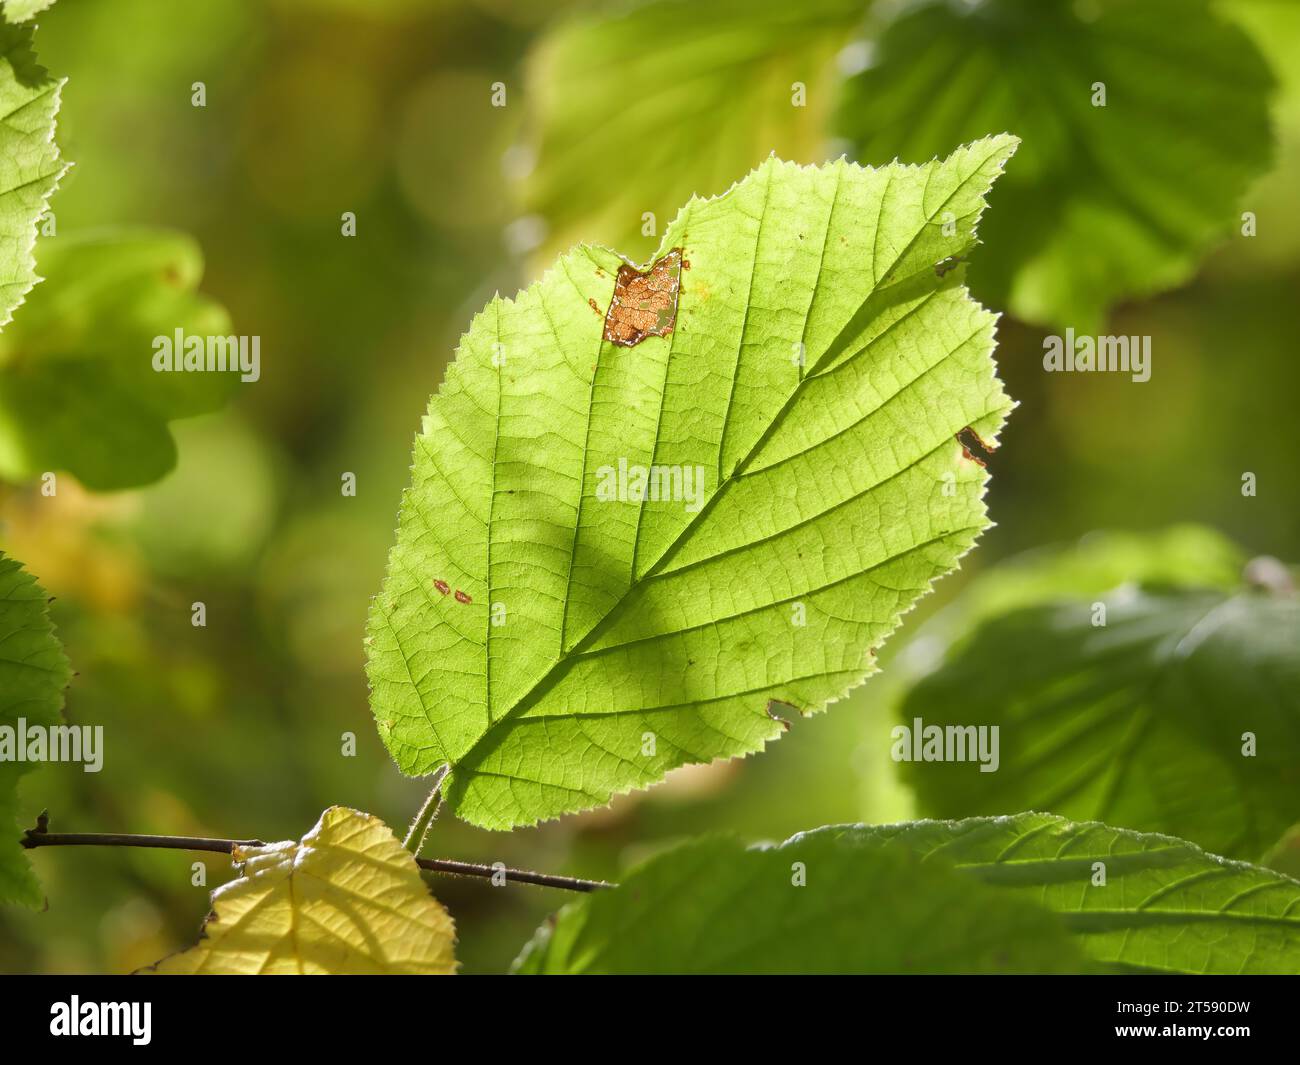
[144,806,457,975]
[0,18,65,329]
[1,2,59,23]
[367,138,1018,829]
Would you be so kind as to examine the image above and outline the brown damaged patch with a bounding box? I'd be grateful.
[603,247,682,347]
[956,426,996,468]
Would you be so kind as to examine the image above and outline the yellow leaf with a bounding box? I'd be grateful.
[144,806,457,974]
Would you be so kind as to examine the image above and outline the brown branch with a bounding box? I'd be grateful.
[21,811,613,894]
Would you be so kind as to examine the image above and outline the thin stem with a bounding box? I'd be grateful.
[403,766,448,855]
[21,812,612,893]
[416,857,610,892]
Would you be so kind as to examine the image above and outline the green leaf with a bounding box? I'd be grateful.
[519,814,1300,974]
[0,18,66,330]
[514,824,1090,974]
[837,0,1275,331]
[898,525,1246,661]
[1,1,57,23]
[0,551,70,908]
[143,807,458,975]
[898,583,1300,859]
[368,138,1018,830]
[0,229,236,490]
[818,814,1300,974]
[520,0,865,265]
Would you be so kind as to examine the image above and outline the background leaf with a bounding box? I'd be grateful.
[836,0,1275,331]
[519,0,866,265]
[368,138,1017,830]
[0,229,235,490]
[1261,823,1300,881]
[520,813,1300,974]
[143,806,457,975]
[898,578,1300,859]
[822,813,1300,974]
[0,551,69,908]
[895,525,1247,670]
[514,823,1089,974]
[0,17,65,330]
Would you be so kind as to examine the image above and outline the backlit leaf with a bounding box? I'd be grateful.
[0,18,65,329]
[144,806,457,975]
[367,138,1018,829]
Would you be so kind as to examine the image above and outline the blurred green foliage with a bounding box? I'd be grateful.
[901,571,1300,859]
[0,0,1296,974]
[0,231,234,488]
[0,553,69,908]
[838,0,1274,332]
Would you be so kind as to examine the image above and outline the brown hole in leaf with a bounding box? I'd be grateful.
[956,426,992,468]
[765,700,797,731]
[603,247,682,348]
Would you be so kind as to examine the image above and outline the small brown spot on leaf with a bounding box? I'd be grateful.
[454,589,473,604]
[433,579,451,596]
[587,297,602,317]
[603,247,682,347]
